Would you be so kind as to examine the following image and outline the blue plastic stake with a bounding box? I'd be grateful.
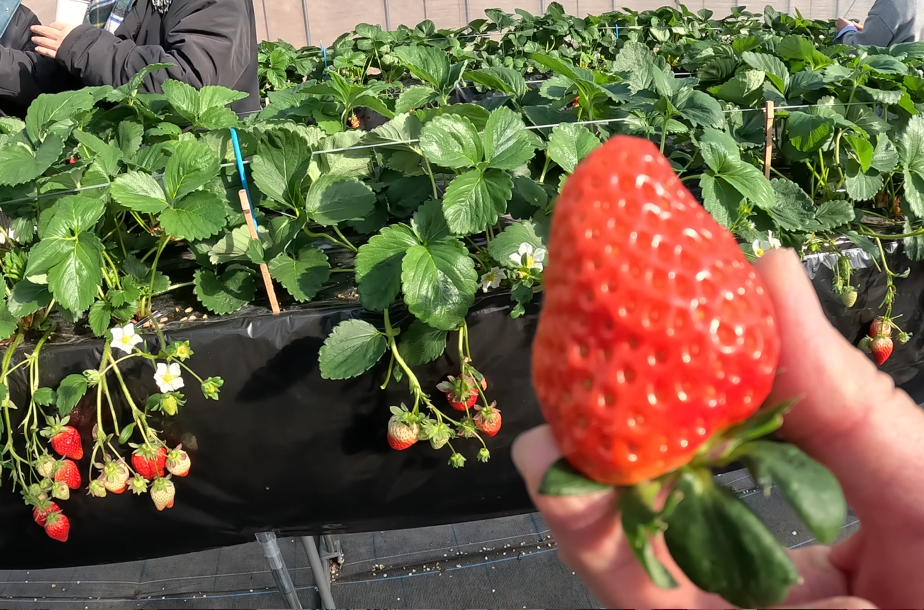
[230,127,280,314]
[230,127,258,233]
[321,44,329,77]
[614,24,619,39]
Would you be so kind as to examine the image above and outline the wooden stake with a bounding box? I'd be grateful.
[764,100,775,180]
[238,190,281,315]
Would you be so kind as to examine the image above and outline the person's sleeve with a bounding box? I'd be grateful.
[0,6,78,103]
[838,14,895,46]
[835,24,860,39]
[56,0,251,92]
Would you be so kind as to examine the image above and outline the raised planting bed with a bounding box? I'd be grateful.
[1,1,924,564]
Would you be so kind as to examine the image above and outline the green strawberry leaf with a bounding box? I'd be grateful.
[734,441,847,544]
[32,387,56,407]
[845,160,884,202]
[110,171,168,213]
[194,268,256,315]
[162,80,199,123]
[8,280,52,318]
[355,224,419,311]
[0,133,65,186]
[664,471,800,608]
[482,107,541,171]
[164,140,221,201]
[548,123,601,174]
[305,174,376,227]
[395,86,439,114]
[397,319,448,366]
[769,178,816,231]
[251,125,313,209]
[88,300,112,337]
[786,111,834,153]
[268,248,331,302]
[813,200,855,230]
[488,220,544,268]
[319,319,387,380]
[419,114,483,169]
[844,135,874,172]
[401,238,478,330]
[619,487,679,589]
[72,129,122,177]
[159,191,227,241]
[741,51,790,93]
[56,373,89,417]
[25,90,95,143]
[538,458,613,495]
[900,115,924,216]
[364,112,423,151]
[410,199,450,244]
[442,168,513,236]
[466,67,528,99]
[0,303,16,341]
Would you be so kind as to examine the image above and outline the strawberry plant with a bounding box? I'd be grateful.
[1,1,924,547]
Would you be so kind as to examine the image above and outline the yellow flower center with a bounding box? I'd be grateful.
[524,254,534,268]
[755,247,765,257]
[120,336,132,345]
[162,372,175,384]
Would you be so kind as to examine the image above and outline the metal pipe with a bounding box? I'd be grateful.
[464,0,470,24]
[301,536,336,610]
[255,532,302,610]
[299,0,311,46]
[383,0,391,31]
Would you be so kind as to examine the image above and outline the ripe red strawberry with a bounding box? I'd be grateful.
[42,419,83,460]
[532,136,780,486]
[571,96,580,109]
[166,447,190,477]
[54,459,81,490]
[132,446,167,480]
[870,317,892,337]
[870,336,893,365]
[387,415,419,450]
[32,500,61,526]
[349,113,360,129]
[44,511,70,542]
[474,403,502,437]
[436,375,478,411]
[150,477,175,511]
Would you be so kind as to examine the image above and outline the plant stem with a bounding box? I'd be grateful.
[424,158,440,199]
[152,281,196,297]
[304,228,352,250]
[538,152,552,184]
[332,226,358,252]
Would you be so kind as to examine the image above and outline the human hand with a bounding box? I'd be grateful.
[514,248,924,609]
[30,22,78,59]
[836,17,863,33]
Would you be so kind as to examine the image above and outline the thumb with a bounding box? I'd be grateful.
[754,249,924,520]
[778,596,877,609]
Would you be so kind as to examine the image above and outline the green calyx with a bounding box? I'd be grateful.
[537,401,847,608]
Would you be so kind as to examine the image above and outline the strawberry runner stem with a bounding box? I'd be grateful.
[106,353,155,449]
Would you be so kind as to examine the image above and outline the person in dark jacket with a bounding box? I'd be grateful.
[0,0,260,117]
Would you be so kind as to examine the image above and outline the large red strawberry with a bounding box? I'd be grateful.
[41,418,83,460]
[44,511,70,542]
[32,500,61,526]
[532,136,780,486]
[132,446,167,480]
[436,375,478,411]
[54,459,81,490]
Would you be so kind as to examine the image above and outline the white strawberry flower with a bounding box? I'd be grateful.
[110,323,143,354]
[154,362,185,393]
[479,267,505,293]
[751,230,781,258]
[510,243,547,272]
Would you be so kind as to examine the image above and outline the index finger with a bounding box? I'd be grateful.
[30,25,58,38]
[754,249,924,520]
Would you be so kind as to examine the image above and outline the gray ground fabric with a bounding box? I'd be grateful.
[0,468,859,609]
